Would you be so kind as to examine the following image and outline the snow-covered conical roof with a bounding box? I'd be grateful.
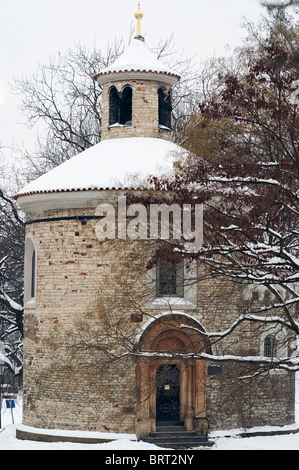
[16,137,183,199]
[95,37,180,86]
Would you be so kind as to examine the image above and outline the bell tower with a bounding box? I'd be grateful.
[94,4,180,141]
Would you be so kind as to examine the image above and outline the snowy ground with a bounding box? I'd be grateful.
[1,394,299,451]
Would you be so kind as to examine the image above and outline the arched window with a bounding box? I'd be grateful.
[120,86,132,125]
[158,88,172,129]
[24,234,37,307]
[260,327,288,360]
[109,86,120,125]
[264,335,277,358]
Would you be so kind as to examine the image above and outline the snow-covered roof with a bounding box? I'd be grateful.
[16,137,183,198]
[95,38,180,86]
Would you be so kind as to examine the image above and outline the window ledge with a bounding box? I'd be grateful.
[108,122,132,128]
[159,124,172,131]
[147,296,196,310]
[24,298,36,309]
[268,368,288,375]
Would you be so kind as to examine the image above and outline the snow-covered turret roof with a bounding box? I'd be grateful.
[15,137,183,199]
[94,38,180,86]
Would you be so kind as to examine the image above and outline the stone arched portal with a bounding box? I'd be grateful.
[135,313,209,439]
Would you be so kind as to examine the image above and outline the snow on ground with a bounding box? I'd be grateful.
[0,399,160,450]
[1,393,299,450]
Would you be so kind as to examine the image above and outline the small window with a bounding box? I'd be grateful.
[24,234,37,307]
[252,291,259,301]
[158,88,172,129]
[156,260,184,297]
[264,335,277,358]
[31,249,36,298]
[264,290,270,304]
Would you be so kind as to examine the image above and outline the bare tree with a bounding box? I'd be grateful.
[0,153,24,377]
[262,0,299,10]
[146,10,299,372]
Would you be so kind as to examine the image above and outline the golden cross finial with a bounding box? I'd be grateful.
[135,2,143,37]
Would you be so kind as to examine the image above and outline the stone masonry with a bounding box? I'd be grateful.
[21,199,295,435]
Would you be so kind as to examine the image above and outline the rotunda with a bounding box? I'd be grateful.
[15,4,295,444]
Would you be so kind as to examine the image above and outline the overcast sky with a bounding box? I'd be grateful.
[1,0,267,164]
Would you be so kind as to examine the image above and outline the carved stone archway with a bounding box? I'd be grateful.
[135,313,209,439]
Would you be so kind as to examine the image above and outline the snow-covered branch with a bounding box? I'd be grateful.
[0,351,22,375]
[0,290,23,315]
[111,350,299,373]
[179,313,296,340]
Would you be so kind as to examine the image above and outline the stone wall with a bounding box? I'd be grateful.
[22,199,295,434]
[23,205,141,432]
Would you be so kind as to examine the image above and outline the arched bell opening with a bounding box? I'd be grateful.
[108,85,132,126]
[158,87,172,129]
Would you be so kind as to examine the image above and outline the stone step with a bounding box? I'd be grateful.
[141,424,214,449]
[144,435,207,444]
[151,431,196,438]
[156,425,187,432]
[156,421,183,426]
